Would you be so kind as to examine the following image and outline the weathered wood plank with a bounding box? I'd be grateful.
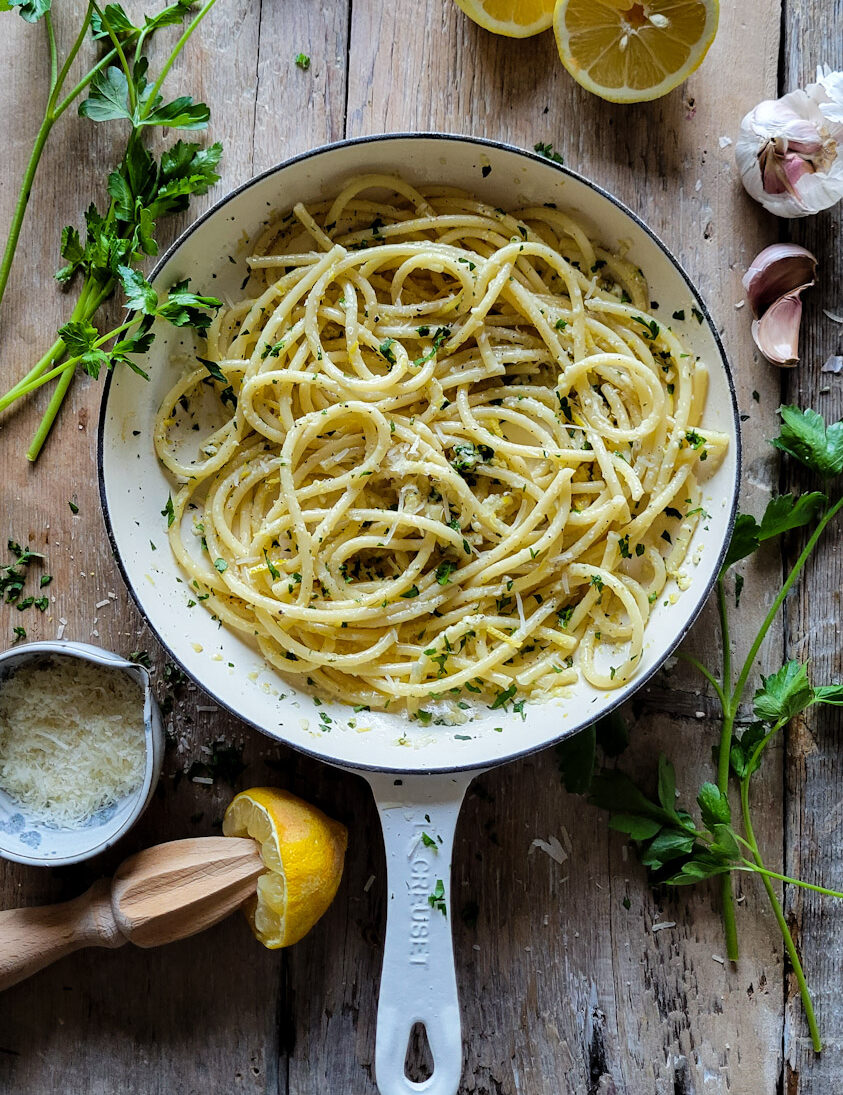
[0,1,822,1093]
[781,3,843,1090]
[0,3,344,1093]
[343,2,786,1092]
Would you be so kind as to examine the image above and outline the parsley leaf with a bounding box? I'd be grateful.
[772,406,843,479]
[754,661,814,723]
[534,142,564,164]
[720,492,826,574]
[7,0,50,21]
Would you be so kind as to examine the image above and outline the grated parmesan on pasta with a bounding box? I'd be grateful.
[0,658,146,827]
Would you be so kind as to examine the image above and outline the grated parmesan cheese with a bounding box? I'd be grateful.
[0,658,146,827]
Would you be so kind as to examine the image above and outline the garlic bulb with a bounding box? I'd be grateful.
[742,244,817,366]
[736,65,843,217]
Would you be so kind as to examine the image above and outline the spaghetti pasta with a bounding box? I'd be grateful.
[154,174,727,723]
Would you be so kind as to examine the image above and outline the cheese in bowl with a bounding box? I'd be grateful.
[0,641,164,866]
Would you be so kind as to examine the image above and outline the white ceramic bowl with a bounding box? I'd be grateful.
[99,134,740,776]
[0,641,165,866]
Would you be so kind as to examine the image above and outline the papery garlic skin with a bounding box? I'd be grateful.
[736,67,843,218]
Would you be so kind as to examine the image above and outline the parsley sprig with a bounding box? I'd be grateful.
[0,0,221,460]
[558,406,843,1053]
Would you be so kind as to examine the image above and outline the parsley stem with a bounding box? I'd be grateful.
[0,109,55,310]
[738,862,843,901]
[142,0,220,119]
[740,770,822,1052]
[677,652,726,709]
[733,497,843,711]
[94,2,137,114]
[716,575,732,702]
[50,4,94,115]
[45,11,58,91]
[0,5,95,312]
[713,574,739,960]
[0,338,64,407]
[0,313,137,410]
[27,361,77,463]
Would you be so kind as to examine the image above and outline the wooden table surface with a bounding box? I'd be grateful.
[1,2,841,1092]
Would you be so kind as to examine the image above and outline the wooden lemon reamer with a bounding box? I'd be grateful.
[0,836,263,991]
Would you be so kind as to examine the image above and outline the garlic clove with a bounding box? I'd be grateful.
[758,142,816,198]
[741,243,817,317]
[751,292,804,366]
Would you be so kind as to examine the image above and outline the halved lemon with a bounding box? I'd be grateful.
[223,787,348,948]
[553,0,719,103]
[453,0,554,38]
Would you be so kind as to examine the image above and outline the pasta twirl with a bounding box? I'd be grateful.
[154,174,727,723]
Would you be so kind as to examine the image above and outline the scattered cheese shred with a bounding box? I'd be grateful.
[0,658,146,827]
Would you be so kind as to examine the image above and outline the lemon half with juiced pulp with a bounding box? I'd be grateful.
[453,0,555,38]
[223,787,348,948]
[554,0,719,103]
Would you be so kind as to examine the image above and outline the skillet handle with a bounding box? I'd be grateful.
[366,770,477,1095]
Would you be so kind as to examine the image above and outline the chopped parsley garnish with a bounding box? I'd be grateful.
[12,626,26,641]
[435,560,457,585]
[379,337,396,364]
[489,683,517,711]
[413,326,450,367]
[632,315,659,341]
[213,558,228,572]
[295,52,311,70]
[554,317,568,330]
[534,141,564,164]
[558,605,574,628]
[450,441,494,473]
[263,550,280,580]
[401,584,420,598]
[428,878,447,916]
[68,500,79,514]
[161,494,175,527]
[421,831,438,850]
[671,309,685,321]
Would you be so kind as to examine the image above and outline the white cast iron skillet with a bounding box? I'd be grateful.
[98,135,740,1095]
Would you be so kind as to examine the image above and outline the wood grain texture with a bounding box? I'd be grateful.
[0,0,832,1092]
[781,3,843,1091]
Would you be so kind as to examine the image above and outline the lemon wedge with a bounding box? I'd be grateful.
[453,0,554,38]
[553,0,719,103]
[223,787,347,948]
